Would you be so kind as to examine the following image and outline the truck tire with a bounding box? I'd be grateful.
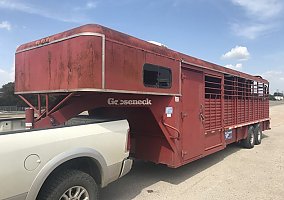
[37,169,99,200]
[241,126,255,149]
[254,124,262,145]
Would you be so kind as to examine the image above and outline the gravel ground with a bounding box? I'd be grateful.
[101,104,284,200]
[270,100,284,107]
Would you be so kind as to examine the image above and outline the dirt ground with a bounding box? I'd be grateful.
[101,104,284,200]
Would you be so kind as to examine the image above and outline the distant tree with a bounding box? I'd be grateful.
[0,82,20,106]
[0,82,37,106]
[0,82,62,108]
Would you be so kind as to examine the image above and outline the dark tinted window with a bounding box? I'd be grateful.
[143,64,172,88]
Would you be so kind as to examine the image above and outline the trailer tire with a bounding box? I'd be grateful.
[37,169,99,200]
[254,124,262,145]
[241,126,255,149]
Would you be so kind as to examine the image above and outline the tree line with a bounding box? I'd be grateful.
[0,82,62,107]
[0,82,37,106]
[0,82,23,106]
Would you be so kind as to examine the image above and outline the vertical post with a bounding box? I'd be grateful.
[38,94,41,115]
[25,108,34,129]
[221,75,224,130]
[256,82,260,120]
[46,94,49,115]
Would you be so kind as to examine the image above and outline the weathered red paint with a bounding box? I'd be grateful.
[25,108,34,129]
[15,24,270,168]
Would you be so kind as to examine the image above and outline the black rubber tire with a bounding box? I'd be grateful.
[241,126,255,149]
[37,169,99,200]
[254,124,262,145]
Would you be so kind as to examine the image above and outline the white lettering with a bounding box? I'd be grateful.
[107,98,152,106]
[107,98,119,105]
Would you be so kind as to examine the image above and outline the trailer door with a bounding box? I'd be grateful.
[181,68,205,160]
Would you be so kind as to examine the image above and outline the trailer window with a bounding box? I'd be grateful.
[143,64,172,88]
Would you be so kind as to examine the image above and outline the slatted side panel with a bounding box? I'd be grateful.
[224,75,269,128]
[224,76,235,126]
[258,82,269,119]
[204,76,222,132]
[236,77,246,124]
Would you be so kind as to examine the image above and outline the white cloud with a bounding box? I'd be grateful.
[86,1,97,9]
[225,63,243,70]
[231,23,275,40]
[0,67,14,87]
[230,0,284,39]
[222,46,250,61]
[0,0,91,23]
[262,70,284,93]
[74,1,97,11]
[0,21,11,31]
[231,0,283,19]
[0,0,35,13]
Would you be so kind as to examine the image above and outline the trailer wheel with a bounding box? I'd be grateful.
[254,124,262,145]
[241,126,255,149]
[37,169,99,200]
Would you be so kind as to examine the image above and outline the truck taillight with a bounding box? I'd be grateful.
[126,129,131,152]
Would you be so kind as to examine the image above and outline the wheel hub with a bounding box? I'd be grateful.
[60,186,89,200]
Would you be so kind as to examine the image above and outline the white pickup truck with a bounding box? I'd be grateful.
[0,118,132,200]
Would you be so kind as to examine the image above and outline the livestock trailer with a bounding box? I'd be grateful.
[15,24,270,168]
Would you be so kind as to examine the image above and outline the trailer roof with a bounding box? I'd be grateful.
[16,24,268,84]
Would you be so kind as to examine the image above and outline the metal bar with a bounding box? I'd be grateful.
[157,120,178,153]
[47,93,74,115]
[221,75,224,132]
[15,88,181,96]
[225,118,270,130]
[36,110,47,121]
[205,143,223,151]
[37,94,41,115]
[45,94,49,115]
[101,35,106,89]
[18,95,39,115]
[161,120,180,139]
[182,60,268,84]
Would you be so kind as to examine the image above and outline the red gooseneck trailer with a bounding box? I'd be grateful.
[15,24,270,168]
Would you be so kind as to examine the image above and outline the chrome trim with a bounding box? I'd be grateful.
[16,32,106,91]
[15,88,181,96]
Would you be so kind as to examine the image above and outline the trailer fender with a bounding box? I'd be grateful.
[25,147,108,200]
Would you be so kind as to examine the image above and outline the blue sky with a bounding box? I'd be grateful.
[0,0,283,93]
